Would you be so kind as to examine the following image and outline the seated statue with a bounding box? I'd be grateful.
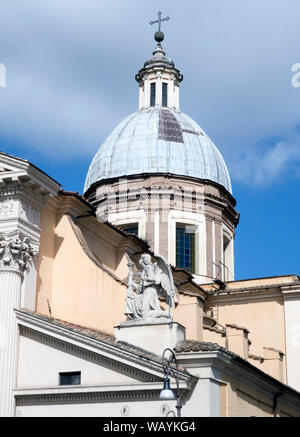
[125,253,176,322]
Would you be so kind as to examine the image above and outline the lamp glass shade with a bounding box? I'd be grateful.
[159,377,175,400]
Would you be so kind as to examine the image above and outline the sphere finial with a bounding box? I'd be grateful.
[150,11,170,43]
[154,30,164,43]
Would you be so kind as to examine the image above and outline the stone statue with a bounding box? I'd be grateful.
[124,253,176,322]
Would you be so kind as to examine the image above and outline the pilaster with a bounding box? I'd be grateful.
[0,152,60,416]
[0,232,38,416]
[281,285,300,391]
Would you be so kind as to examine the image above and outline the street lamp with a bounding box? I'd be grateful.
[159,348,182,417]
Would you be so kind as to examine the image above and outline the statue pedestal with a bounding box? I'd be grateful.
[114,319,186,356]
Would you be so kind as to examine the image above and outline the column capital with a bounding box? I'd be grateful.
[0,231,38,274]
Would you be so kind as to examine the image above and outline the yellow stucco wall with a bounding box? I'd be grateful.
[36,210,127,334]
[214,298,285,355]
[173,295,203,341]
[206,295,287,381]
[220,373,299,417]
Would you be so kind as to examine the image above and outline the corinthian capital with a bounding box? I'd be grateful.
[0,231,38,273]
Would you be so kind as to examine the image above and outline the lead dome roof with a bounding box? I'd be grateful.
[84,107,232,194]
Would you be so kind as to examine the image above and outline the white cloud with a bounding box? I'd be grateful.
[230,137,300,186]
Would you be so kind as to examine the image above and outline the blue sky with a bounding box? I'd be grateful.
[0,0,299,280]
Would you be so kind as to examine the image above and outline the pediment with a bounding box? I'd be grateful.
[0,153,29,177]
[14,310,193,410]
[0,161,28,183]
[0,166,14,173]
[0,152,60,194]
[15,310,175,388]
[18,324,153,387]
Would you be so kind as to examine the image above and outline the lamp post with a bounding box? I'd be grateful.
[159,348,182,417]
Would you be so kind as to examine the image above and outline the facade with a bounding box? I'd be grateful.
[0,29,300,417]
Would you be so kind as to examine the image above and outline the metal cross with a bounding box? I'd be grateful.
[149,11,170,32]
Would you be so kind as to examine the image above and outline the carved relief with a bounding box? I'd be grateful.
[0,232,38,272]
[19,201,40,226]
[0,199,40,227]
[0,200,16,218]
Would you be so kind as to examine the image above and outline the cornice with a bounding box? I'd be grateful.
[49,194,92,218]
[85,173,237,206]
[0,181,49,210]
[204,199,239,226]
[176,284,206,301]
[207,291,283,305]
[14,382,189,405]
[0,153,60,196]
[281,285,300,300]
[176,350,300,410]
[206,284,284,304]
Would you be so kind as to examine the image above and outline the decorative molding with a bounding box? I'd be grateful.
[0,152,61,196]
[0,231,38,273]
[176,350,300,411]
[0,199,16,218]
[19,200,40,227]
[15,386,169,405]
[0,182,47,211]
[281,285,300,301]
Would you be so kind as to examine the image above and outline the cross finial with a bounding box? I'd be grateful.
[150,11,170,32]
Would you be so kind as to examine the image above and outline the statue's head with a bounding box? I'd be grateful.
[139,253,152,266]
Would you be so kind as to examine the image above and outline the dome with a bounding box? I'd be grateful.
[84,107,232,194]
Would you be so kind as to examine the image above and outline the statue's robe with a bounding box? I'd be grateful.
[126,263,167,320]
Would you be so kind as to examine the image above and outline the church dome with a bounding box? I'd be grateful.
[84,107,232,194]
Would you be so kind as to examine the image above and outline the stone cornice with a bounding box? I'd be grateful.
[281,285,300,300]
[176,350,300,410]
[0,152,60,197]
[206,289,283,305]
[48,193,92,218]
[0,181,49,211]
[95,186,236,212]
[85,173,237,206]
[14,382,189,405]
[205,279,298,302]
